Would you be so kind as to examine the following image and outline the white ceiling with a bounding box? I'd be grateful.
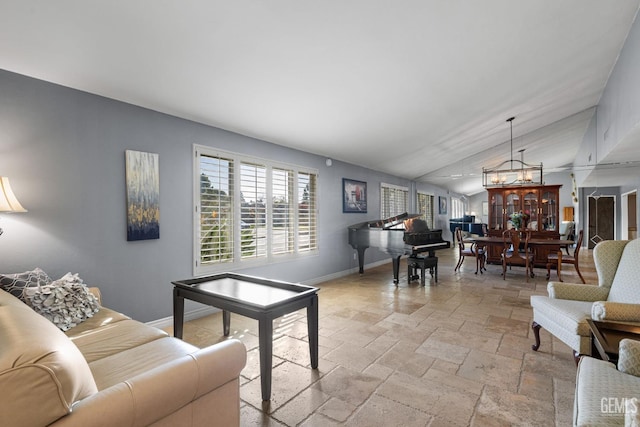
[2,1,639,195]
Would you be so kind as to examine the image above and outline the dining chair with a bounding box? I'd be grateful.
[546,229,586,283]
[559,221,575,255]
[454,227,485,274]
[501,229,534,281]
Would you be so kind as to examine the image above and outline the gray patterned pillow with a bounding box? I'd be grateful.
[22,272,100,331]
[0,267,52,299]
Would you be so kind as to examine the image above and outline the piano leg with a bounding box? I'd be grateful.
[392,255,402,284]
[357,247,367,274]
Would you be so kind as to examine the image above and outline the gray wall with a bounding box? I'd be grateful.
[0,70,429,322]
[573,13,640,237]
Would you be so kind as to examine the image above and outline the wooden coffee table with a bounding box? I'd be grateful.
[587,319,640,365]
[172,272,319,401]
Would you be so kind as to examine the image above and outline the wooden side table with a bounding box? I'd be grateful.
[587,319,640,365]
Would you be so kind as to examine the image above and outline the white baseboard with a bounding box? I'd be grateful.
[146,305,219,329]
[146,259,391,328]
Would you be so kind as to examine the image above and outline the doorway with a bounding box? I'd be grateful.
[587,195,615,249]
[621,190,637,240]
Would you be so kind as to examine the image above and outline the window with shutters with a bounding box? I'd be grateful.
[194,145,318,275]
[381,183,408,218]
[451,197,465,219]
[417,192,435,228]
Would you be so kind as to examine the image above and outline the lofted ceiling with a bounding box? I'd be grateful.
[1,1,639,195]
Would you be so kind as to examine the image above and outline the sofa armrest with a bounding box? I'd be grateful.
[51,339,247,427]
[591,301,640,322]
[618,339,640,377]
[547,282,610,301]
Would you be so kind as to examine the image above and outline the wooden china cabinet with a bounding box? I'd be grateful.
[485,184,562,266]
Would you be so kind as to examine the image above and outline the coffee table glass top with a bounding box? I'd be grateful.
[172,272,318,309]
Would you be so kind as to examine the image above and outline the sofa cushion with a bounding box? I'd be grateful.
[0,267,52,299]
[88,336,199,390]
[608,239,640,303]
[530,296,593,336]
[68,319,169,363]
[64,306,131,337]
[0,304,98,427]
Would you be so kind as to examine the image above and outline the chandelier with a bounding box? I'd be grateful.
[482,117,543,187]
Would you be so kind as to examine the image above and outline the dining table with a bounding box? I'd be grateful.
[464,235,574,277]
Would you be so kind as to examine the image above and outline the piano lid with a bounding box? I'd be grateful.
[348,212,422,230]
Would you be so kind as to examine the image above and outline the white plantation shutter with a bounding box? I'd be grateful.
[298,172,317,252]
[198,154,234,265]
[452,198,464,218]
[381,183,408,218]
[418,192,435,228]
[240,162,267,259]
[272,167,295,255]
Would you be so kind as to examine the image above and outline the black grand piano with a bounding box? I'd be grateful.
[348,213,450,283]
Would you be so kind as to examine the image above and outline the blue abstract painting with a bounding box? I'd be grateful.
[125,150,160,241]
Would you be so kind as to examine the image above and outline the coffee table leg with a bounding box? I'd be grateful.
[259,318,273,401]
[307,295,319,369]
[223,310,230,336]
[173,288,184,339]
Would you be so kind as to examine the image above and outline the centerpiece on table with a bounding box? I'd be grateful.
[510,211,530,230]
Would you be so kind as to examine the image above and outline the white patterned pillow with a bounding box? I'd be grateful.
[0,267,52,299]
[22,272,100,331]
[618,339,640,378]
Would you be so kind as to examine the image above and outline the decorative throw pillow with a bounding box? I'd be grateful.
[22,272,100,331]
[0,267,52,299]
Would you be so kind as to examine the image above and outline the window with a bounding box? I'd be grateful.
[381,183,408,218]
[451,197,465,219]
[417,192,435,228]
[195,145,318,274]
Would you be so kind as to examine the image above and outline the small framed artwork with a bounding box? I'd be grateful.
[343,178,367,213]
[125,150,160,241]
[439,196,448,215]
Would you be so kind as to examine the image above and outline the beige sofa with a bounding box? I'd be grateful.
[0,287,246,427]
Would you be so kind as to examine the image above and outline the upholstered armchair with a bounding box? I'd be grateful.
[574,339,640,426]
[530,239,640,359]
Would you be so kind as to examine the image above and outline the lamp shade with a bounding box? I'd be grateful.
[0,177,27,212]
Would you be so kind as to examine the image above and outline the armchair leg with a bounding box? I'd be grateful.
[573,350,581,365]
[531,321,541,351]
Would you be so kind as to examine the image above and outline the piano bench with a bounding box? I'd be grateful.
[407,255,438,286]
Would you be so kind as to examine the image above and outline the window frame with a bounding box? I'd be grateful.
[193,145,319,276]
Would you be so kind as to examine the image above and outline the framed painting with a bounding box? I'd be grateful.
[125,150,160,241]
[439,196,448,215]
[343,178,367,213]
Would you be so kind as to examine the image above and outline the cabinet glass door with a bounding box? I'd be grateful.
[523,191,539,231]
[505,191,520,229]
[490,193,503,230]
[541,191,558,231]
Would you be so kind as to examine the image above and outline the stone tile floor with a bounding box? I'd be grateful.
[167,247,597,426]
